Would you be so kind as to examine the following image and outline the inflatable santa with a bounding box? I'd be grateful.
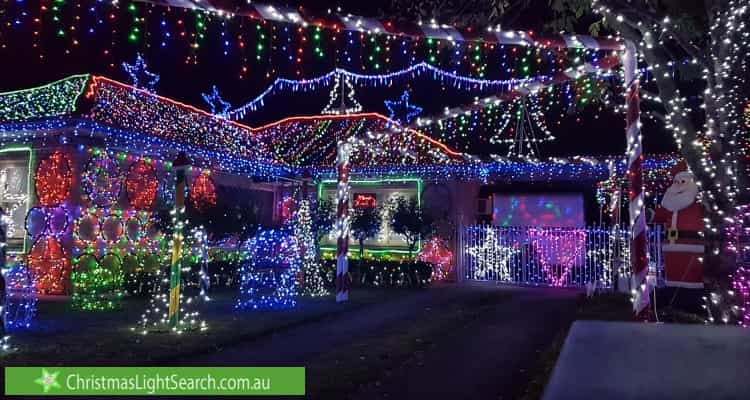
[652,161,704,288]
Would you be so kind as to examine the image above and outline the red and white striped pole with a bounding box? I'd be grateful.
[335,142,352,302]
[623,41,650,314]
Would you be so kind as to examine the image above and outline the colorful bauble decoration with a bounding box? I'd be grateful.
[189,173,217,213]
[3,259,38,330]
[126,160,158,210]
[34,151,73,206]
[81,151,122,207]
[24,205,71,240]
[236,229,301,310]
[418,237,453,281]
[71,252,123,311]
[28,237,71,295]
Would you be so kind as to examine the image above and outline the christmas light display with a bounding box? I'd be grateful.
[236,228,302,310]
[201,85,232,117]
[4,0,622,77]
[122,53,160,93]
[135,155,206,334]
[321,74,362,115]
[528,228,587,287]
[188,172,217,213]
[0,75,89,122]
[34,151,73,207]
[311,158,609,183]
[418,237,453,280]
[189,227,211,301]
[81,150,123,207]
[744,101,750,129]
[71,252,124,311]
[28,236,70,295]
[462,225,629,287]
[89,76,280,169]
[466,227,518,281]
[229,61,541,118]
[295,199,328,297]
[334,142,352,303]
[385,91,423,124]
[492,95,554,160]
[3,259,37,330]
[125,160,159,210]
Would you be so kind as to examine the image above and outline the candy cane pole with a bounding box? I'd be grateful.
[168,152,190,328]
[335,142,351,303]
[623,41,649,314]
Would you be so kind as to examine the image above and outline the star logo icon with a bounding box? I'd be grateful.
[34,368,61,393]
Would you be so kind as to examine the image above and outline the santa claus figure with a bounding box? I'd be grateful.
[652,161,704,288]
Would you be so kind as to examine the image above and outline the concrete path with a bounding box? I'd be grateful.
[543,321,750,400]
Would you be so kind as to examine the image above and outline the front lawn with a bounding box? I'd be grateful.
[1,288,415,365]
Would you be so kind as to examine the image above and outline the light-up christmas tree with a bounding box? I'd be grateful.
[295,199,328,297]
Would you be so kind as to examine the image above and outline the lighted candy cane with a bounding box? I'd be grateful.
[622,41,649,315]
[334,141,352,303]
[168,152,190,328]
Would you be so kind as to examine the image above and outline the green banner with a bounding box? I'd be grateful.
[4,367,305,396]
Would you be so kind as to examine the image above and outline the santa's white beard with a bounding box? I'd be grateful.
[661,185,698,212]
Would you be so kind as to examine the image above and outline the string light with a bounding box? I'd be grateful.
[418,237,453,280]
[188,172,217,213]
[201,85,232,117]
[121,53,160,93]
[321,73,362,115]
[3,258,37,330]
[34,151,73,207]
[236,228,301,310]
[384,91,423,124]
[294,199,328,297]
[0,75,89,122]
[125,159,159,210]
[80,149,122,207]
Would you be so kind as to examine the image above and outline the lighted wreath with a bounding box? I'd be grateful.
[81,152,122,207]
[125,160,158,210]
[34,151,73,206]
[189,172,217,213]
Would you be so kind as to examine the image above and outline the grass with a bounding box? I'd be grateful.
[0,288,416,366]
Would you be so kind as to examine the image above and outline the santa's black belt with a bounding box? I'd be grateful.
[665,229,702,241]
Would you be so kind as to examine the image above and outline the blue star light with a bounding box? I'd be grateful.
[384,91,423,124]
[122,53,160,92]
[201,85,232,117]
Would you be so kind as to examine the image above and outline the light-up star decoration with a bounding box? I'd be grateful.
[384,91,423,124]
[466,227,517,281]
[122,53,160,92]
[201,85,232,117]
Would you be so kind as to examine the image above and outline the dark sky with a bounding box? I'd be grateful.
[0,0,676,157]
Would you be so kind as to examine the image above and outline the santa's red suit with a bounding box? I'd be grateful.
[652,161,704,288]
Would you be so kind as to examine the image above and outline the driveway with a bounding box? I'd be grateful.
[175,283,580,399]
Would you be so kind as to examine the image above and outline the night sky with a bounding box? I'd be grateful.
[0,0,677,157]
